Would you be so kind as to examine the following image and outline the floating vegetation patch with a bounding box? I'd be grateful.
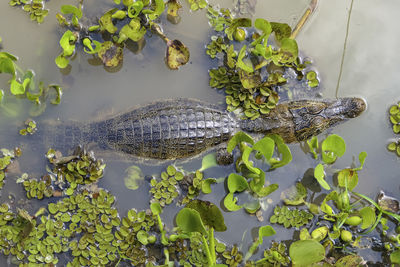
[18,119,37,136]
[0,148,19,190]
[388,101,400,156]
[269,206,313,228]
[9,0,49,23]
[149,165,182,207]
[206,6,320,118]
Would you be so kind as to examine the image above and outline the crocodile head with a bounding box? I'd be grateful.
[291,97,366,141]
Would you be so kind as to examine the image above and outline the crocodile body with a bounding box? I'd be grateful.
[40,98,366,159]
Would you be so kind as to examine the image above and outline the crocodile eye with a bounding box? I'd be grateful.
[307,104,324,114]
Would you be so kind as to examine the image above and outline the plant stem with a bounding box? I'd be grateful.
[201,234,214,265]
[209,227,216,263]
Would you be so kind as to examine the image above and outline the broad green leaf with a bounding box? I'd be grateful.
[112,10,127,19]
[252,43,272,60]
[251,18,272,47]
[0,57,16,78]
[137,230,149,245]
[307,136,319,159]
[59,30,77,57]
[359,206,376,230]
[243,200,260,214]
[391,249,400,264]
[335,255,365,267]
[320,191,338,215]
[124,165,144,190]
[145,0,165,20]
[267,134,292,169]
[49,84,63,105]
[55,53,69,68]
[272,38,298,65]
[166,39,190,70]
[0,52,18,61]
[258,225,276,244]
[314,164,331,190]
[227,131,254,153]
[150,202,162,216]
[60,5,82,19]
[236,45,253,73]
[270,22,292,43]
[199,153,217,171]
[186,199,226,231]
[227,173,248,193]
[118,18,146,43]
[201,178,216,194]
[253,136,274,161]
[10,79,24,95]
[249,169,265,193]
[337,169,358,191]
[99,8,118,34]
[223,192,242,211]
[238,69,261,89]
[242,145,260,174]
[289,239,325,266]
[311,226,328,242]
[321,134,346,164]
[176,208,207,235]
[225,18,251,40]
[354,151,367,171]
[255,183,278,198]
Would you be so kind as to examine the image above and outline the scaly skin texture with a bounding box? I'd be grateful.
[40,97,366,159]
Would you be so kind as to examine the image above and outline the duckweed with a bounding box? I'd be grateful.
[149,165,182,207]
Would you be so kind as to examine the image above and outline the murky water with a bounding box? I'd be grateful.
[0,0,400,265]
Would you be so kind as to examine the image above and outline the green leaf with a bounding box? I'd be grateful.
[99,8,119,34]
[282,182,307,205]
[199,153,218,171]
[60,5,82,19]
[223,192,242,211]
[0,52,18,61]
[311,226,329,242]
[252,136,275,162]
[251,18,272,47]
[225,18,251,40]
[359,206,376,230]
[227,131,254,153]
[49,84,63,105]
[241,145,260,174]
[166,39,190,70]
[227,173,248,193]
[0,57,16,78]
[150,202,162,216]
[354,151,367,171]
[243,200,260,214]
[176,207,207,235]
[267,134,292,169]
[335,255,365,267]
[390,249,400,264]
[145,0,165,20]
[10,79,25,95]
[249,169,265,193]
[124,165,144,190]
[273,38,298,65]
[59,30,77,57]
[201,178,217,194]
[270,22,292,43]
[0,90,4,102]
[314,164,331,190]
[55,53,69,68]
[255,183,278,198]
[289,239,325,266]
[236,45,253,73]
[258,225,276,244]
[337,169,358,191]
[307,136,319,159]
[118,18,146,43]
[321,134,346,164]
[137,230,149,245]
[185,199,227,231]
[239,69,261,89]
[127,1,143,18]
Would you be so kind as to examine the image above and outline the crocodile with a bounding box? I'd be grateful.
[38,97,366,160]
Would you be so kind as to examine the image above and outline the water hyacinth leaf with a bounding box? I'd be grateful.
[99,8,118,34]
[227,173,248,193]
[97,41,123,67]
[236,45,253,73]
[55,53,69,68]
[249,169,265,193]
[223,192,242,211]
[256,183,278,198]
[289,239,325,266]
[83,39,102,55]
[282,182,307,205]
[314,163,331,190]
[354,151,367,171]
[335,255,365,266]
[10,80,24,95]
[60,5,82,19]
[321,134,346,164]
[311,226,328,242]
[124,165,144,190]
[201,178,216,194]
[258,225,276,244]
[166,39,190,70]
[242,146,260,174]
[176,207,207,235]
[59,30,77,57]
[137,230,149,245]
[391,250,400,264]
[227,131,254,153]
[243,200,260,214]
[359,206,376,230]
[267,134,292,169]
[167,0,182,18]
[251,18,272,47]
[49,84,63,105]
[118,18,146,43]
[186,199,226,231]
[225,18,251,40]
[0,57,16,78]
[253,136,275,162]
[200,153,218,171]
[337,169,358,191]
[144,0,165,20]
[270,22,292,43]
[273,38,298,65]
[307,136,319,159]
